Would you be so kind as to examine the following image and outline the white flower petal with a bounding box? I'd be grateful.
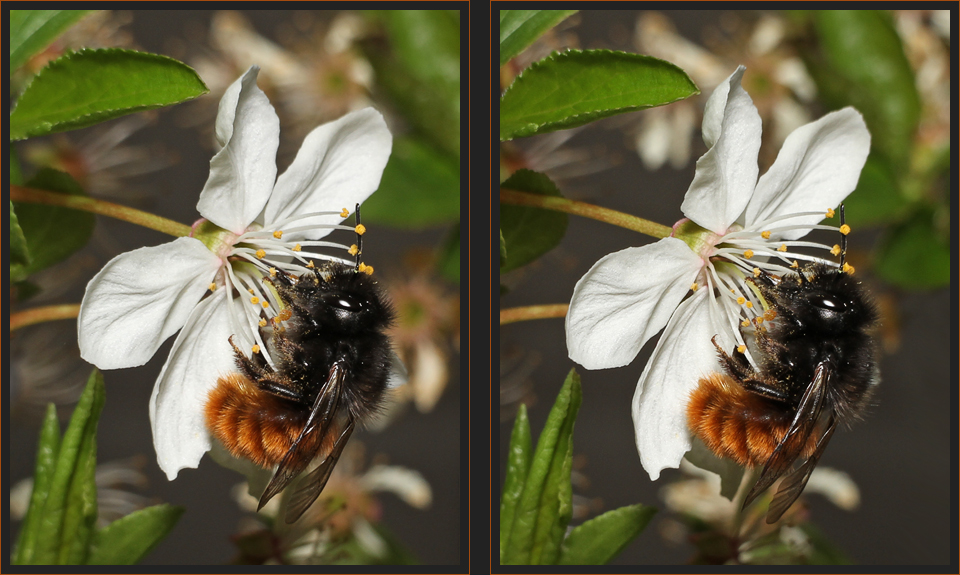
[387,351,408,389]
[149,291,234,480]
[360,465,432,509]
[266,108,392,239]
[747,107,871,240]
[681,66,762,234]
[566,238,702,370]
[78,238,220,370]
[197,66,280,234]
[632,289,720,480]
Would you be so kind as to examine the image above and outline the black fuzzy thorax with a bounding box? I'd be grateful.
[271,263,395,422]
[755,263,879,424]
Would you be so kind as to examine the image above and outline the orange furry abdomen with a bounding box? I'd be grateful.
[686,373,818,467]
[205,373,314,468]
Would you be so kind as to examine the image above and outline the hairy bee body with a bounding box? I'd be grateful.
[204,260,394,523]
[205,373,337,469]
[687,372,819,468]
[688,260,879,523]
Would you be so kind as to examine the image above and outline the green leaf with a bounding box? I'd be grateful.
[500,228,507,267]
[841,155,909,228]
[500,49,699,141]
[10,10,92,71]
[362,138,460,228]
[809,10,920,170]
[499,10,578,67]
[502,369,581,565]
[558,504,656,565]
[437,223,460,283]
[13,404,61,565]
[11,169,95,282]
[364,10,460,157]
[500,169,567,273]
[10,202,32,268]
[87,504,184,565]
[499,404,531,563]
[11,146,24,185]
[10,48,208,141]
[874,212,950,289]
[30,370,105,564]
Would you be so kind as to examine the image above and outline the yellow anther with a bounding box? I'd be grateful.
[843,262,855,274]
[341,207,350,218]
[755,317,764,325]
[278,308,292,321]
[745,301,753,309]
[761,230,771,239]
[831,244,842,256]
[255,249,266,259]
[764,309,777,321]
[269,267,277,277]
[741,319,750,327]
[259,318,267,327]
[839,224,851,235]
[248,288,255,294]
[790,260,799,269]
[737,297,746,305]
[826,208,836,218]
[348,244,359,256]
[743,249,754,259]
[273,230,283,239]
[355,224,366,235]
[252,345,261,354]
[690,283,699,292]
[737,345,746,354]
[778,244,787,252]
[753,267,762,277]
[293,244,302,252]
[208,283,217,292]
[358,262,374,275]
[306,260,316,268]
[250,296,260,305]
[261,300,270,308]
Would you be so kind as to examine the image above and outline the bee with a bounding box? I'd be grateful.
[205,206,394,523]
[687,206,879,523]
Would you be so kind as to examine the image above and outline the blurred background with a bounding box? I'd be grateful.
[499,9,951,565]
[10,10,461,564]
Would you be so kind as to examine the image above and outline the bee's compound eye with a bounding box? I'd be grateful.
[323,293,364,313]
[818,297,838,309]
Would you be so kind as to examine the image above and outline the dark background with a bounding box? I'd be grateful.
[499,10,953,565]
[9,10,461,565]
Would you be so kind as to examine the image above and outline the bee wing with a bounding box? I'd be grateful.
[284,417,356,524]
[258,362,346,511]
[743,362,830,511]
[765,414,838,523]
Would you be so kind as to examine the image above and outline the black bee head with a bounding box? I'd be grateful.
[782,264,876,335]
[286,263,393,336]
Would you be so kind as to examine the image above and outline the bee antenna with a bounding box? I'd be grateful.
[354,202,362,272]
[839,204,847,270]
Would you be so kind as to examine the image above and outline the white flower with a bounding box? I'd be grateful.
[77,66,393,480]
[565,66,870,481]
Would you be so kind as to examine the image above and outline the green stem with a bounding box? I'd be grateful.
[500,188,672,238]
[11,185,191,237]
[500,304,568,325]
[11,304,81,331]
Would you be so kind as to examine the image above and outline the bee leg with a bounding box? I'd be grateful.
[752,320,789,359]
[255,375,308,404]
[711,335,756,381]
[229,335,275,381]
[711,335,790,403]
[741,377,791,403]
